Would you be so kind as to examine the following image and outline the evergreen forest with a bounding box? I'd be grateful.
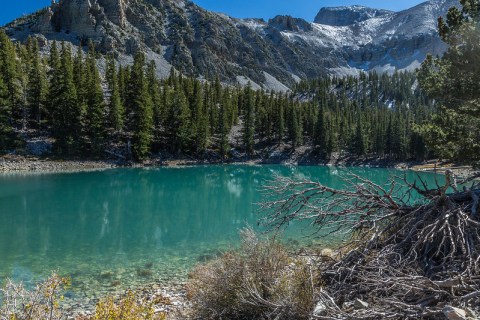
[0,29,474,163]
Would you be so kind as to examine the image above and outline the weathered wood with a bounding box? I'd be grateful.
[260,170,480,318]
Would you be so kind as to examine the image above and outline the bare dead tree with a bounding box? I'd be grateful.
[259,170,480,319]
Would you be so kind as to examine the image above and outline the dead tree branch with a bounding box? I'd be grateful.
[260,170,480,319]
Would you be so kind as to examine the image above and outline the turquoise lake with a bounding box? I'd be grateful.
[0,165,441,306]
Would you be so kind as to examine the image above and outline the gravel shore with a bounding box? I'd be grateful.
[67,282,190,320]
[0,155,119,173]
[1,154,477,179]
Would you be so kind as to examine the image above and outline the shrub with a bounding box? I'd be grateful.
[0,272,70,320]
[187,229,320,319]
[92,291,166,320]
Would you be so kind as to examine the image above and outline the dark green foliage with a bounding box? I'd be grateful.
[73,46,86,112]
[274,94,285,144]
[172,85,193,152]
[0,30,20,126]
[287,101,302,151]
[0,32,440,162]
[106,55,125,134]
[26,38,47,127]
[49,42,82,156]
[314,103,329,158]
[192,79,208,152]
[218,90,231,158]
[293,71,432,161]
[417,0,480,162]
[146,60,161,151]
[128,52,153,160]
[242,84,255,156]
[0,75,13,151]
[353,114,366,157]
[83,43,106,155]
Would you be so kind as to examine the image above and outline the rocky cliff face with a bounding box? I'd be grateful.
[4,0,459,90]
[314,5,392,26]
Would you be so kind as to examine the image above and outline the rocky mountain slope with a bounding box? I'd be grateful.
[4,0,458,90]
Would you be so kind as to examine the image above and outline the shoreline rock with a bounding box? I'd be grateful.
[1,153,477,179]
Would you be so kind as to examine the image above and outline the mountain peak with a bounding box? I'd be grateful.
[314,5,393,26]
[268,15,312,32]
[4,0,457,90]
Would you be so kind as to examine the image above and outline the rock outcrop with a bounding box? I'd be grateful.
[314,5,392,26]
[3,0,459,89]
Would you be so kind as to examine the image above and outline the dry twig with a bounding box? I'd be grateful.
[260,170,480,319]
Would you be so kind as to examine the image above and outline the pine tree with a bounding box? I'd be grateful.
[47,41,61,126]
[83,42,106,155]
[128,52,153,160]
[146,61,161,150]
[172,86,192,152]
[314,103,329,158]
[105,55,124,134]
[51,42,80,155]
[218,90,231,158]
[73,46,87,111]
[275,94,285,144]
[242,84,255,156]
[26,39,47,127]
[192,79,208,152]
[0,30,20,126]
[0,75,13,151]
[16,42,30,130]
[353,114,366,157]
[417,0,480,161]
[286,99,303,151]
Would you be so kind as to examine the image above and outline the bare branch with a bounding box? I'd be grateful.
[259,171,480,318]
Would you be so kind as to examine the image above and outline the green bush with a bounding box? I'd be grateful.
[187,229,321,319]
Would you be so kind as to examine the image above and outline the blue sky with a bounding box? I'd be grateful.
[1,0,426,26]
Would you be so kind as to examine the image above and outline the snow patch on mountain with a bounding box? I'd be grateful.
[3,0,460,90]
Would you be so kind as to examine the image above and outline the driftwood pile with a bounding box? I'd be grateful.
[261,171,480,319]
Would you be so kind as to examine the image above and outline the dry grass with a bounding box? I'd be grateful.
[186,229,321,319]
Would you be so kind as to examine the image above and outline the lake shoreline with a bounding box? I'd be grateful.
[65,280,190,319]
[1,153,476,178]
[0,155,475,177]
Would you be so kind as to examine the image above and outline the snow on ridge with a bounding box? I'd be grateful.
[237,18,266,30]
[281,0,446,49]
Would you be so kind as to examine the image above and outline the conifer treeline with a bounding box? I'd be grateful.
[294,72,434,161]
[0,31,433,161]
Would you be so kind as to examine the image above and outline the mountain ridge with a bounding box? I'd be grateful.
[3,0,458,90]
[314,5,393,26]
